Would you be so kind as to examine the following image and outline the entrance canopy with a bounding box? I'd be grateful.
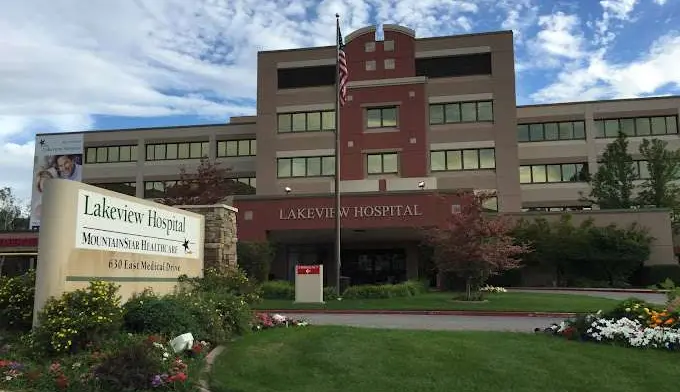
[234,190,461,241]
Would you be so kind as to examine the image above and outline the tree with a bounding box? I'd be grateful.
[637,138,680,226]
[512,214,587,287]
[0,187,28,231]
[582,132,637,209]
[159,157,255,206]
[422,191,531,300]
[237,241,276,283]
[577,221,652,287]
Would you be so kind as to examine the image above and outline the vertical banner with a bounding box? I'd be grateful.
[29,133,84,229]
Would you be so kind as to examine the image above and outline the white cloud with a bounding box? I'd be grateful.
[525,12,585,69]
[654,0,668,4]
[593,0,639,45]
[531,33,680,102]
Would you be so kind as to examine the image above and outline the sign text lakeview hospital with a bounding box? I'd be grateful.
[279,204,423,220]
[75,189,201,259]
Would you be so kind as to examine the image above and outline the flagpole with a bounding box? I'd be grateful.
[334,13,342,297]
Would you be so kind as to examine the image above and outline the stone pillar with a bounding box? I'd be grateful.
[177,204,238,271]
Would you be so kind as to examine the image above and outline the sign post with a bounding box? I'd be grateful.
[295,264,324,304]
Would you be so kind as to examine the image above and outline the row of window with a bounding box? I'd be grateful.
[522,206,592,212]
[85,145,138,164]
[277,156,336,178]
[429,101,493,125]
[595,116,678,138]
[142,178,256,199]
[518,121,585,142]
[519,163,589,184]
[278,111,335,133]
[88,140,257,163]
[430,148,496,171]
[519,116,679,143]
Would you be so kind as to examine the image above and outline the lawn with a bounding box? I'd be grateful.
[210,326,680,392]
[253,292,622,313]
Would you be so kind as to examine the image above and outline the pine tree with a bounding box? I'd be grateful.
[583,132,637,209]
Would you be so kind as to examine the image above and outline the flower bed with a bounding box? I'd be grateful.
[0,332,210,391]
[479,285,507,294]
[252,313,309,331]
[538,297,680,351]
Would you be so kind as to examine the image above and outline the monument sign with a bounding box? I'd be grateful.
[33,179,205,324]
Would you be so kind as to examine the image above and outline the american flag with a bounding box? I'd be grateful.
[337,23,348,107]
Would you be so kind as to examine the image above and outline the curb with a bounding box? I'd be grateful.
[509,287,667,294]
[259,309,579,318]
[197,345,225,392]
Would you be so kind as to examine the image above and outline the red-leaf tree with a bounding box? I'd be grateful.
[422,191,531,300]
[159,157,255,206]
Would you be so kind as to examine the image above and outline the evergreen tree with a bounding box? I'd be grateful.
[583,132,637,209]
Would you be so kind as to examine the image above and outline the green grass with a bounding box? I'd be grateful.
[210,326,680,392]
[253,292,622,313]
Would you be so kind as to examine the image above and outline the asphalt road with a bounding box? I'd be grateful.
[281,313,563,332]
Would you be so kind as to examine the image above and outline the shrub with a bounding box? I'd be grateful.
[33,280,123,354]
[402,280,429,296]
[237,241,276,283]
[0,269,36,331]
[94,338,167,391]
[261,280,294,300]
[342,282,415,299]
[324,287,338,301]
[123,290,202,339]
[178,266,260,304]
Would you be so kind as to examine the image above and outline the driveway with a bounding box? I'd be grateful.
[510,289,667,304]
[281,313,563,332]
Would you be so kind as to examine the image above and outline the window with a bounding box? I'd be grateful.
[366,107,398,128]
[429,101,494,124]
[365,60,376,71]
[367,153,398,174]
[229,177,256,195]
[277,156,335,178]
[384,59,395,70]
[91,182,136,196]
[365,42,376,52]
[234,177,256,188]
[145,142,209,161]
[278,111,335,133]
[277,65,336,89]
[517,121,586,142]
[415,53,492,78]
[522,206,592,212]
[383,40,394,51]
[594,116,678,138]
[430,148,496,171]
[635,161,650,180]
[217,139,257,157]
[519,163,589,184]
[143,180,178,198]
[85,145,138,164]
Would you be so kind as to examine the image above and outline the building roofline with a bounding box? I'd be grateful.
[519,95,680,109]
[35,121,256,137]
[232,189,463,202]
[258,29,514,55]
[416,29,514,42]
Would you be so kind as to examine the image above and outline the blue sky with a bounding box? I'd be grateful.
[1,0,679,201]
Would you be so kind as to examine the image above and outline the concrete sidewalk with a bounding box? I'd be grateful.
[280,313,563,332]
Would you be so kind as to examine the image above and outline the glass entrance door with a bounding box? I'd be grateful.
[341,249,406,285]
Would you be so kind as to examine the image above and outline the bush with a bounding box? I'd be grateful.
[237,241,276,283]
[0,269,36,331]
[324,287,339,301]
[178,266,260,304]
[123,289,203,339]
[94,338,167,391]
[342,282,415,299]
[33,280,123,354]
[261,280,294,300]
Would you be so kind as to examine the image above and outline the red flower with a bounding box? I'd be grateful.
[169,372,187,382]
[55,374,69,390]
[0,359,8,368]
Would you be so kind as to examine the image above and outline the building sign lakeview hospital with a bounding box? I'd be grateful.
[75,189,201,260]
[279,204,423,220]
